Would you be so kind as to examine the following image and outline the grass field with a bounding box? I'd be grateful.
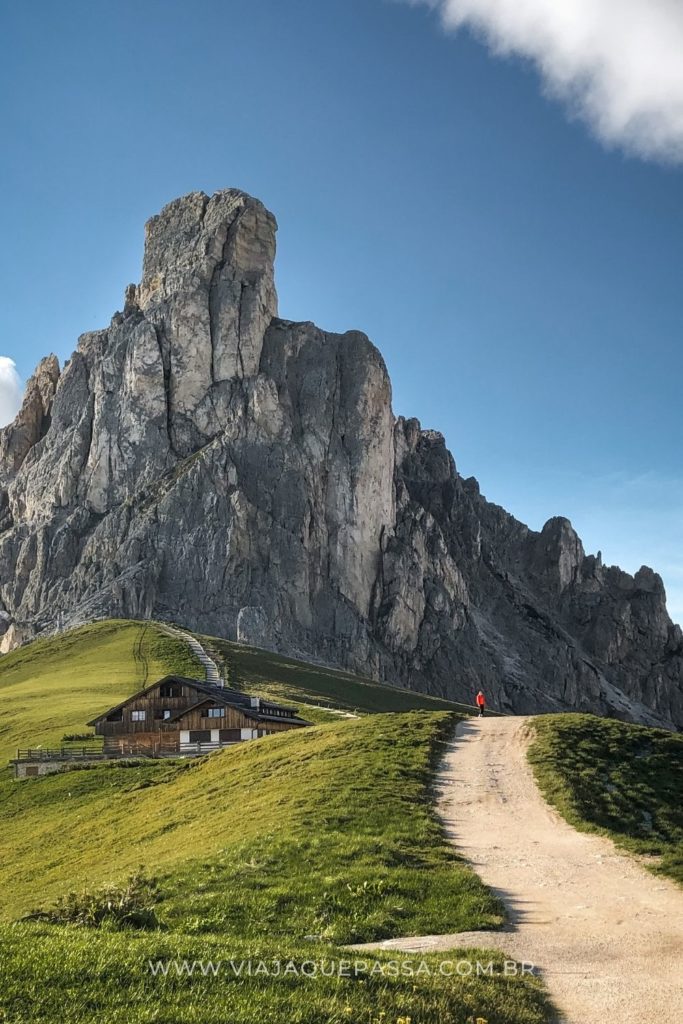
[0,620,552,1023]
[0,618,476,763]
[528,713,683,884]
[7,696,681,1022]
[199,633,478,717]
[0,926,550,1024]
[0,714,500,934]
[0,714,551,1023]
[0,620,200,763]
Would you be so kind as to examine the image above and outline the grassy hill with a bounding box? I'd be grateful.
[0,618,476,763]
[0,621,199,763]
[0,715,551,1024]
[1,714,499,932]
[198,632,479,717]
[0,619,551,1023]
[528,714,683,884]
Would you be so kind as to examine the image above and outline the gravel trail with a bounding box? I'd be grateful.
[354,717,683,1023]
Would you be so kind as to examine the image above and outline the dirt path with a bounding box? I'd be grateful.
[355,717,683,1023]
[302,704,358,719]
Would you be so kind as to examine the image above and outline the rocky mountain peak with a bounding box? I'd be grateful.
[0,189,681,729]
[131,188,278,453]
[0,353,60,475]
[527,516,585,593]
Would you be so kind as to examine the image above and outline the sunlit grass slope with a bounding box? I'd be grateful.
[0,927,551,1024]
[0,623,552,1023]
[0,618,476,764]
[0,620,199,763]
[0,712,552,1023]
[528,714,683,884]
[0,713,500,938]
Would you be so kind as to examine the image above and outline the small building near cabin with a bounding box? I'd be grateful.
[11,676,310,777]
[88,676,310,756]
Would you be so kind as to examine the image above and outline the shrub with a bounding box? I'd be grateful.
[25,872,161,930]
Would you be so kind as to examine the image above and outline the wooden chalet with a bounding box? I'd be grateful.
[88,675,310,757]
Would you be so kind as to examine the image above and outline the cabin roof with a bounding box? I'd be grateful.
[87,675,310,727]
[165,695,308,726]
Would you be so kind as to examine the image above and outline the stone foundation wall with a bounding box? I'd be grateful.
[13,760,65,779]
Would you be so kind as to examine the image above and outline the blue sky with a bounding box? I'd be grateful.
[1,0,682,620]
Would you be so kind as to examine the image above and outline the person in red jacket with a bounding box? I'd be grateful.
[476,690,486,717]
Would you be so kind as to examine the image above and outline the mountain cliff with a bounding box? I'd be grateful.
[1,189,681,728]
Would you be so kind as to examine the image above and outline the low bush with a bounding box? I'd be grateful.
[25,871,162,930]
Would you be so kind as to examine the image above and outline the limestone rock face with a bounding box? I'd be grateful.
[0,355,60,475]
[1,188,681,729]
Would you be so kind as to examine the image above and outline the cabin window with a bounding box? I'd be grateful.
[159,683,182,698]
[189,730,211,743]
[106,710,123,722]
[154,709,173,720]
[131,710,146,722]
[205,707,225,718]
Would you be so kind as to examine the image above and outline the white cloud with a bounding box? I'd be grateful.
[0,357,23,427]
[408,0,683,161]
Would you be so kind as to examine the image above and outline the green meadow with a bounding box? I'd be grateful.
[198,632,479,717]
[0,620,199,763]
[528,713,683,884]
[0,620,551,1024]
